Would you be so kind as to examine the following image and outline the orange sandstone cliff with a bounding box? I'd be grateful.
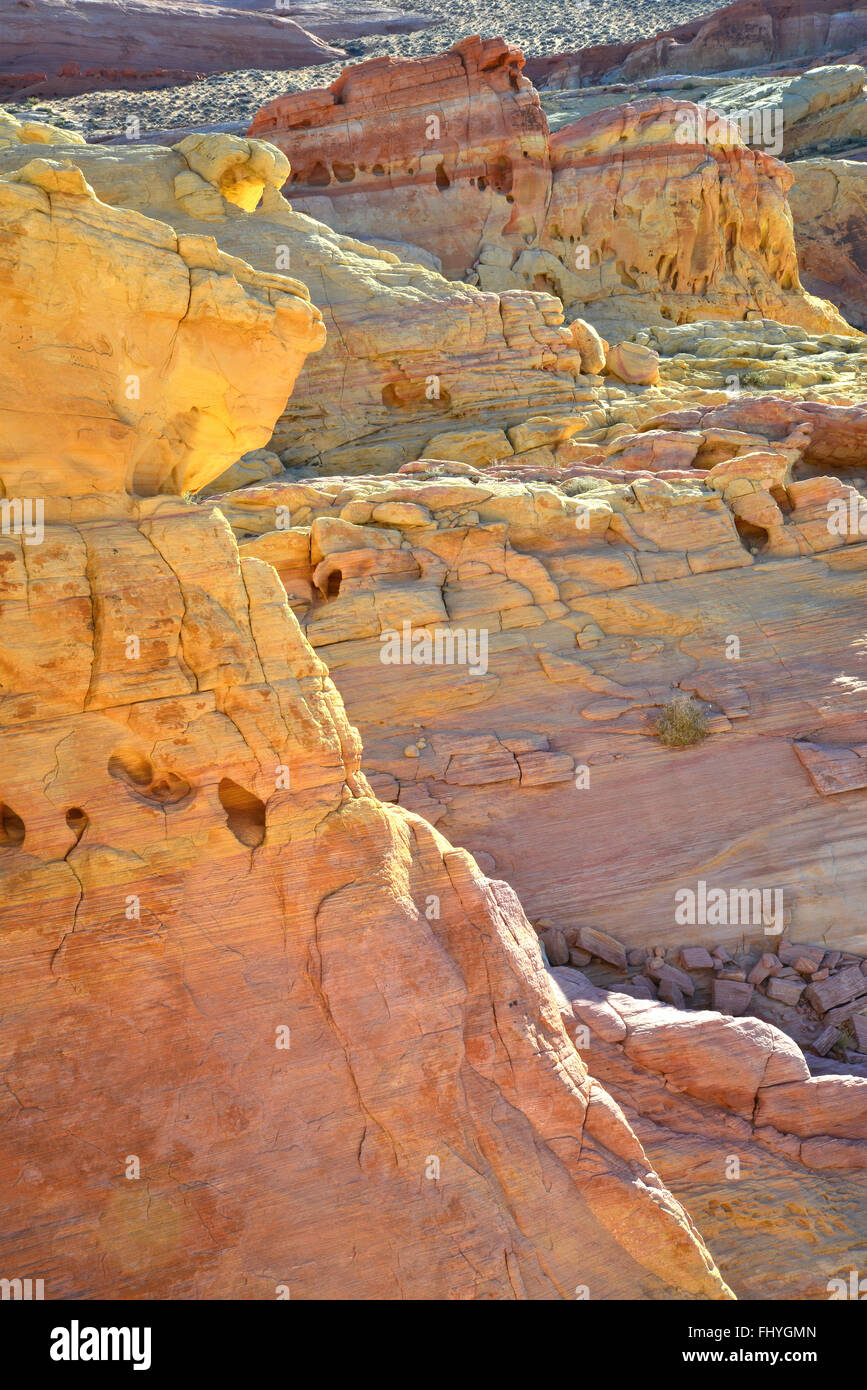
[0,149,733,1300]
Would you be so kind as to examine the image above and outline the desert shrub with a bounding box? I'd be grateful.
[563,477,606,497]
[654,695,709,747]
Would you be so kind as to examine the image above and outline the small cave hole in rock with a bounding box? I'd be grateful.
[0,802,25,846]
[770,484,793,513]
[485,156,513,195]
[734,517,770,554]
[307,161,331,187]
[65,807,88,842]
[218,779,266,848]
[326,568,343,599]
[333,160,356,183]
[435,162,451,191]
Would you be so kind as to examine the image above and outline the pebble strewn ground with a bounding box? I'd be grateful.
[3,0,725,139]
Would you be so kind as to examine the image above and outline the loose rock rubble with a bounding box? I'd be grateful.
[538,923,867,1074]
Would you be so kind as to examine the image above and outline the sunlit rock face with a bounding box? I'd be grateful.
[0,122,596,477]
[0,125,731,1302]
[249,37,552,281]
[0,149,325,497]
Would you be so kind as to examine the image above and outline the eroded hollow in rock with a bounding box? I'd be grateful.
[65,807,88,843]
[297,160,331,187]
[381,382,451,410]
[218,778,266,847]
[734,517,770,553]
[109,751,192,807]
[108,750,152,787]
[325,568,343,599]
[0,802,25,846]
[485,155,512,195]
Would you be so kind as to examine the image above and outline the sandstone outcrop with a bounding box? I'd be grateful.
[4,98,857,482]
[702,63,867,159]
[249,37,551,282]
[0,120,597,475]
[0,0,343,98]
[790,157,867,330]
[211,395,867,967]
[0,129,736,1302]
[3,81,867,1302]
[547,968,867,1299]
[526,0,867,90]
[248,42,851,340]
[0,153,325,496]
[198,430,867,1295]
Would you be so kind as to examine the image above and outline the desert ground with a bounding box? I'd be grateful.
[6,0,723,137]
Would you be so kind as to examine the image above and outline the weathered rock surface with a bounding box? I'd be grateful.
[527,0,867,90]
[0,150,325,496]
[3,48,867,1304]
[0,120,599,475]
[4,105,860,482]
[791,157,867,330]
[248,41,852,340]
[0,128,733,1302]
[711,64,867,159]
[212,397,867,959]
[0,0,343,98]
[250,37,551,282]
[548,968,867,1299]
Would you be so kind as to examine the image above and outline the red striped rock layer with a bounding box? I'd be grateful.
[249,44,850,336]
[250,36,551,280]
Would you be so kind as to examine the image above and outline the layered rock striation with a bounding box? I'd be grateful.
[211,395,867,968]
[248,39,852,341]
[0,119,597,475]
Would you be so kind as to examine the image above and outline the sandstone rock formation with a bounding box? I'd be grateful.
[701,63,867,159]
[248,41,851,341]
[0,128,736,1302]
[0,119,597,475]
[526,0,867,90]
[2,92,866,1302]
[198,409,867,1295]
[210,392,867,973]
[0,0,343,99]
[547,968,867,1300]
[250,37,551,282]
[3,108,861,473]
[790,157,867,330]
[0,152,325,496]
